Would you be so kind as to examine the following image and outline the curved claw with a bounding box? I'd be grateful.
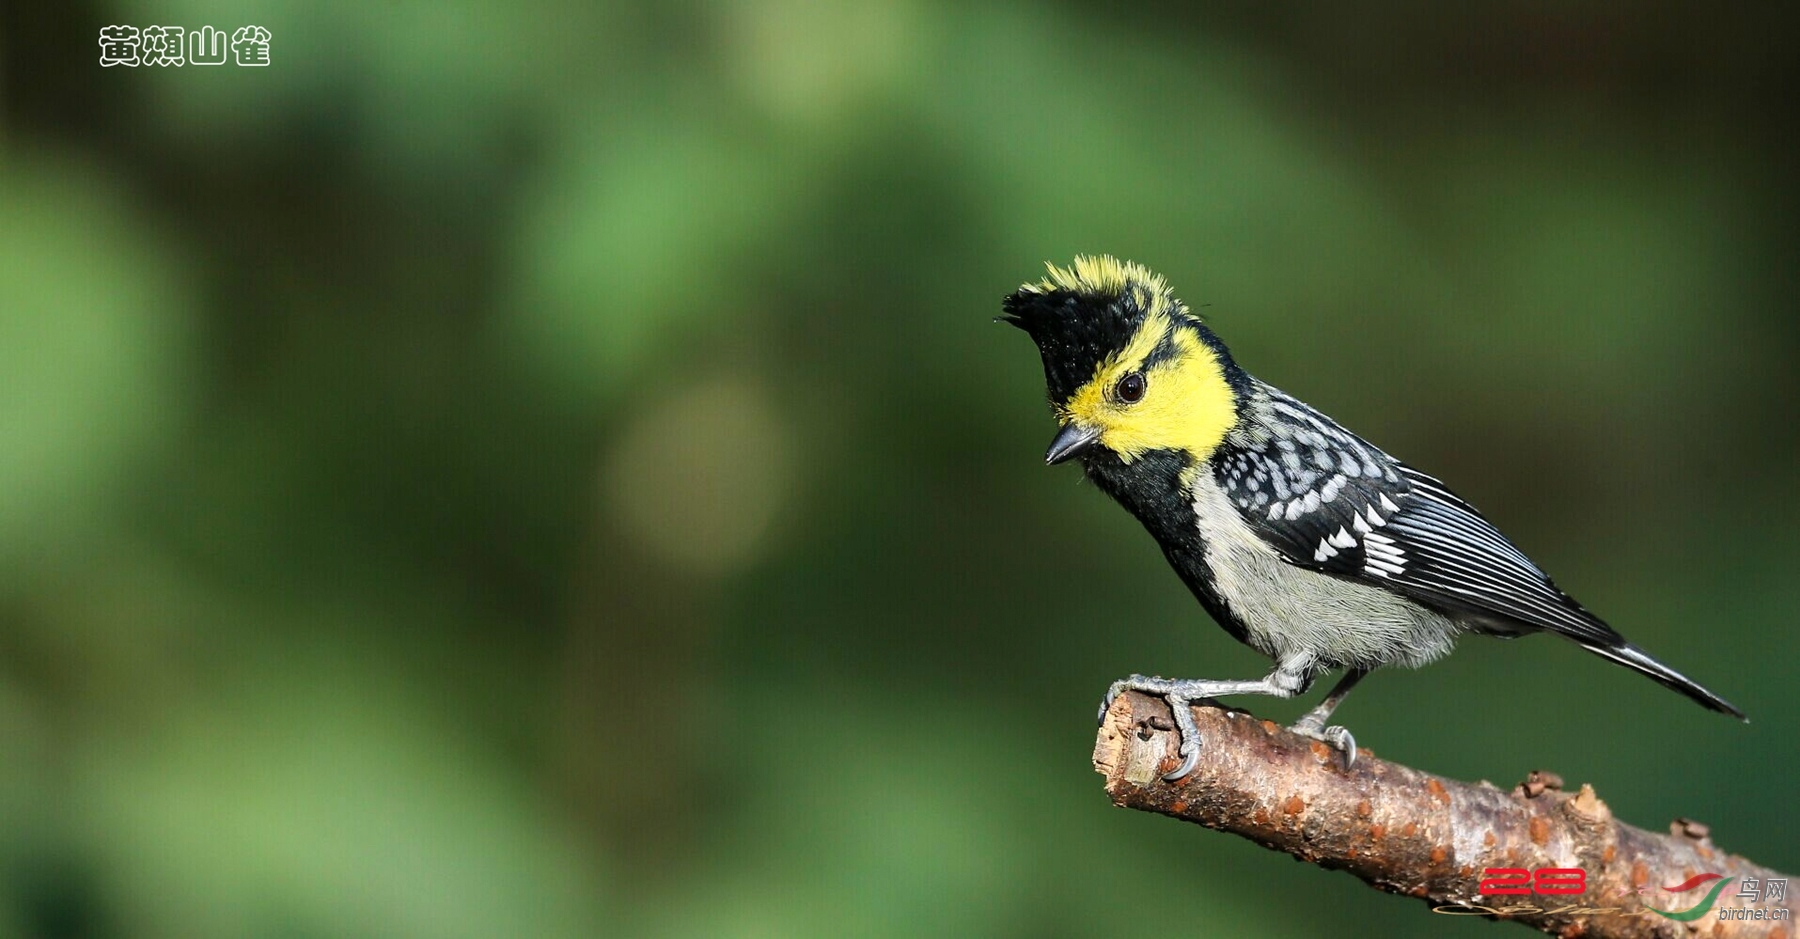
[1290,720,1358,770]
[1097,680,1128,725]
[1160,694,1204,781]
[1162,744,1201,781]
[1326,726,1357,769]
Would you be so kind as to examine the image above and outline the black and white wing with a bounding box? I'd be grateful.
[1212,410,1415,581]
[1216,390,1624,647]
[1366,467,1623,646]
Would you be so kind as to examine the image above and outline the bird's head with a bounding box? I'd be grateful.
[1002,255,1246,468]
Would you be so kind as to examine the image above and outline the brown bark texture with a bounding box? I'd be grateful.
[1094,691,1793,939]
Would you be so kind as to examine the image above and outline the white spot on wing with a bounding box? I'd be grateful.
[1362,531,1408,574]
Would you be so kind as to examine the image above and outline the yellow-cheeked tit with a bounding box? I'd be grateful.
[1003,256,1743,780]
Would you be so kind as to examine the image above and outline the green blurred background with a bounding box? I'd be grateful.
[2,2,1795,937]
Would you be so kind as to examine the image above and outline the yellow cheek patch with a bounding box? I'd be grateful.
[1062,325,1236,464]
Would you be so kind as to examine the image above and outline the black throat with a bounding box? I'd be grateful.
[1080,448,1245,640]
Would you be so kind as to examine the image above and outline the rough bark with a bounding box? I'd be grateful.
[1094,691,1793,939]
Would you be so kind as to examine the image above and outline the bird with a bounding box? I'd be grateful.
[1001,255,1744,781]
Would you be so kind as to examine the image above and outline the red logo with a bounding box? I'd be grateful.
[1480,867,1587,896]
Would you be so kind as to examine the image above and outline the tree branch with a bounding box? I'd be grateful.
[1094,691,1793,939]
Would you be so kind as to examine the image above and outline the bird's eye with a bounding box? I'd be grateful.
[1116,372,1146,404]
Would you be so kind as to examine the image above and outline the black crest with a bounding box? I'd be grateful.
[1001,287,1145,406]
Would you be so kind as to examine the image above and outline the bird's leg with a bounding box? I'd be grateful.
[1099,659,1315,781]
[1288,667,1368,768]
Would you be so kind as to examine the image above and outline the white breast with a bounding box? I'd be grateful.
[1187,471,1462,671]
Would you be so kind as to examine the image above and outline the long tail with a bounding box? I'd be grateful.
[1581,641,1746,720]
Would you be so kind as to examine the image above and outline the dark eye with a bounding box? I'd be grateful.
[1116,372,1146,403]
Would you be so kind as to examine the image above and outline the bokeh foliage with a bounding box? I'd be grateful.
[1,2,1795,936]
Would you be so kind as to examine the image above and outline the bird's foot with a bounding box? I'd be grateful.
[1288,717,1357,769]
[1099,675,1238,782]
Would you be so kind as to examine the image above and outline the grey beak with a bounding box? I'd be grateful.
[1044,423,1101,465]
